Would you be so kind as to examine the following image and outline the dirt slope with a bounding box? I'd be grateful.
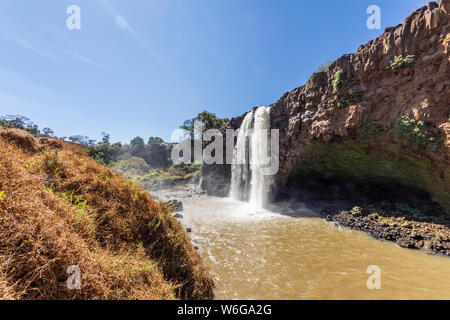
[0,128,214,300]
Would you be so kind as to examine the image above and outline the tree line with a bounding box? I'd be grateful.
[1,111,229,170]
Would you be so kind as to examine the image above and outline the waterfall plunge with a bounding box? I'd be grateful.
[229,107,273,208]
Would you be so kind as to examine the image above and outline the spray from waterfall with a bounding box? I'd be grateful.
[229,107,273,208]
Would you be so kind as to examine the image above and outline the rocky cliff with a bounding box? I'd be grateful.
[203,0,450,213]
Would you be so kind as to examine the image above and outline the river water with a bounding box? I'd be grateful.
[175,106,450,299]
[181,196,450,300]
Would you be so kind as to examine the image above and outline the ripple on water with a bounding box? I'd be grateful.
[181,196,450,300]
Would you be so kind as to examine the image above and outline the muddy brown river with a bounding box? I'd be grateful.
[181,196,450,300]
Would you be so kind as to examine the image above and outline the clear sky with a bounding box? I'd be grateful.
[0,0,426,143]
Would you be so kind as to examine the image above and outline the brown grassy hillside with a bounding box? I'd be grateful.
[0,129,214,300]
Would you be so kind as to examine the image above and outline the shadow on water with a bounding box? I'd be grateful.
[272,173,450,227]
[267,198,359,219]
[267,200,320,218]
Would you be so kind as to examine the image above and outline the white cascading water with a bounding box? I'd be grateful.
[230,107,272,208]
[229,110,254,202]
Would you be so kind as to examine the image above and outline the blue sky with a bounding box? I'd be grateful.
[0,0,426,143]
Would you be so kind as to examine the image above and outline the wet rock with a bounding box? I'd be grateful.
[165,199,183,212]
[322,202,450,256]
[397,238,418,249]
[174,213,184,219]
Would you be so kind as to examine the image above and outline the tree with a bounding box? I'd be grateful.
[180,111,229,139]
[179,111,229,163]
[130,136,145,147]
[0,115,42,136]
[146,136,170,168]
[101,132,110,146]
[69,135,89,145]
[42,127,55,137]
[148,137,165,146]
[129,136,147,160]
[2,115,30,129]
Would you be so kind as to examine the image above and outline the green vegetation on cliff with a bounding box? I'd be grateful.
[332,69,348,93]
[392,115,439,152]
[387,55,415,71]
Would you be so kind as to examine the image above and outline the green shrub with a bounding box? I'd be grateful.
[336,93,360,109]
[333,69,348,93]
[387,55,414,71]
[112,157,149,176]
[134,164,201,189]
[360,117,383,141]
[44,183,55,194]
[392,115,438,152]
[61,190,88,213]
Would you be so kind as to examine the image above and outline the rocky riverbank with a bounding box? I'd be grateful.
[321,202,450,256]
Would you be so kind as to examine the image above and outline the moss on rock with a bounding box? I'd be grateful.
[286,139,450,212]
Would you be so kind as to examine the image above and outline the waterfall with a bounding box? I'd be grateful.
[229,110,254,201]
[230,107,273,208]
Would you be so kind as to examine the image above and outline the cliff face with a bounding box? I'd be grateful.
[203,0,450,212]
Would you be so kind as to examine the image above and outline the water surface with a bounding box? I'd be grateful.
[182,196,450,300]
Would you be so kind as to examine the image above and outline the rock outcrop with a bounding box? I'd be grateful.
[203,1,450,213]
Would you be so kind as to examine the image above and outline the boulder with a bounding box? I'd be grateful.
[165,199,183,212]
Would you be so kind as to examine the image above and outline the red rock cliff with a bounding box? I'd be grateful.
[268,0,450,211]
[203,1,450,212]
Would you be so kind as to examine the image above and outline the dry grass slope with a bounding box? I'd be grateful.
[0,129,214,300]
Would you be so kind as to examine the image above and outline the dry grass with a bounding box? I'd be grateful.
[0,129,214,300]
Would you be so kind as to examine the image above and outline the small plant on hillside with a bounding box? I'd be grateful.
[0,191,5,200]
[93,151,107,166]
[61,190,88,215]
[25,160,39,173]
[316,59,334,73]
[333,69,348,93]
[336,93,361,109]
[42,150,60,175]
[387,55,415,71]
[44,183,55,194]
[392,115,439,152]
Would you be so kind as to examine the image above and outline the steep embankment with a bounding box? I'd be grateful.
[0,129,214,300]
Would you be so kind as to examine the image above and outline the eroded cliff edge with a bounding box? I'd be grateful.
[203,0,450,215]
